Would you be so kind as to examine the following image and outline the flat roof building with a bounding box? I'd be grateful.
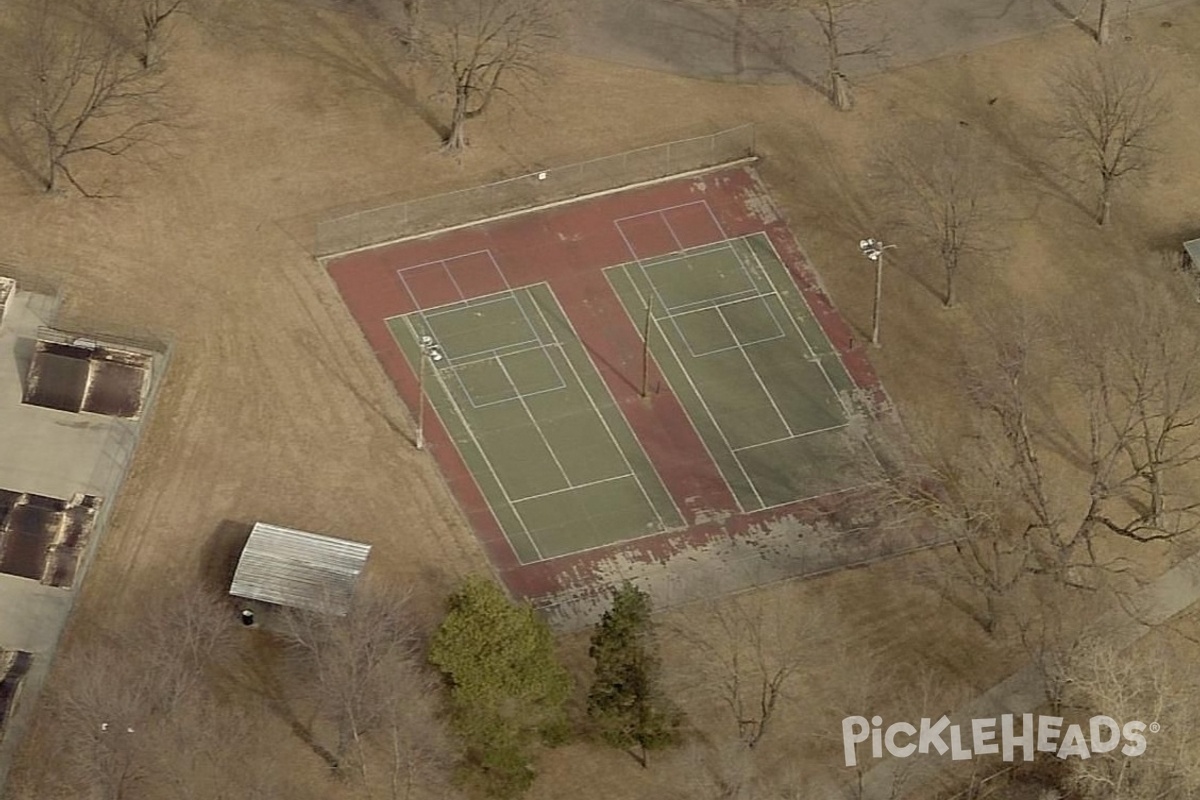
[229,522,371,616]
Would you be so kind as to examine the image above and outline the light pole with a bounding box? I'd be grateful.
[859,238,897,347]
[415,335,443,450]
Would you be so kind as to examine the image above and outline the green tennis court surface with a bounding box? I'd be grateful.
[606,233,862,511]
[387,285,682,563]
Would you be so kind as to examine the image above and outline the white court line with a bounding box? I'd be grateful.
[531,284,682,530]
[423,287,560,365]
[441,260,468,303]
[748,236,849,416]
[617,262,761,511]
[615,222,676,322]
[666,296,786,358]
[613,200,713,249]
[421,292,516,319]
[715,304,793,438]
[465,382,567,410]
[637,239,732,269]
[458,349,569,409]
[616,226,852,510]
[614,220,700,372]
[443,340,550,370]
[681,335,784,360]
[505,266,561,354]
[655,287,763,318]
[494,353,573,487]
[443,248,506,304]
[401,315,545,562]
[661,208,686,251]
[395,260,442,311]
[731,422,849,453]
[511,473,635,505]
[699,217,844,415]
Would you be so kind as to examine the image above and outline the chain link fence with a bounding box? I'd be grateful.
[314,124,756,257]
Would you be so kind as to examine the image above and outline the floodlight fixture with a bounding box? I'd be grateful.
[858,237,896,347]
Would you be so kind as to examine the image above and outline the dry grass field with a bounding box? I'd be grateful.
[5,0,1200,798]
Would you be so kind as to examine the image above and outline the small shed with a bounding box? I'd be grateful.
[229,523,371,616]
[1186,238,1200,269]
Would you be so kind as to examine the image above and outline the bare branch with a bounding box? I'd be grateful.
[3,0,176,194]
[876,120,1002,307]
[1050,47,1169,225]
[413,0,559,151]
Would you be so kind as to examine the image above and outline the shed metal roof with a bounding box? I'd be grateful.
[229,523,371,615]
[1186,238,1200,267]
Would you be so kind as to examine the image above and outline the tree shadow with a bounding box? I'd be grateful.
[0,114,46,193]
[527,289,644,396]
[889,67,1095,222]
[593,0,825,93]
[219,627,344,773]
[0,25,49,192]
[202,0,445,140]
[680,3,827,95]
[1041,0,1098,39]
[294,328,418,446]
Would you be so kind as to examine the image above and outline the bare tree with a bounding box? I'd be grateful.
[811,0,884,110]
[863,287,1200,642]
[672,591,825,749]
[855,315,1056,635]
[274,586,457,793]
[376,662,461,800]
[1051,47,1168,226]
[878,425,1040,634]
[135,0,189,68]
[1065,295,1200,548]
[1059,635,1200,799]
[4,0,173,195]
[767,0,885,110]
[878,123,999,307]
[415,0,558,151]
[12,586,243,800]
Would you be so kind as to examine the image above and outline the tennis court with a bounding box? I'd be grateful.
[387,270,681,564]
[329,165,890,603]
[606,227,861,511]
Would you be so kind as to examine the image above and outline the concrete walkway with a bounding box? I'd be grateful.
[860,552,1200,798]
[568,0,1187,84]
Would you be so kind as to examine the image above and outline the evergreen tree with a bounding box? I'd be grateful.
[430,577,571,797]
[587,582,683,767]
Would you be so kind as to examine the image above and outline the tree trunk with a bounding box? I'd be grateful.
[944,263,956,307]
[45,137,56,192]
[831,71,853,111]
[141,2,160,69]
[1097,184,1112,226]
[1097,0,1110,44]
[142,30,157,69]
[983,592,998,635]
[443,89,468,152]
